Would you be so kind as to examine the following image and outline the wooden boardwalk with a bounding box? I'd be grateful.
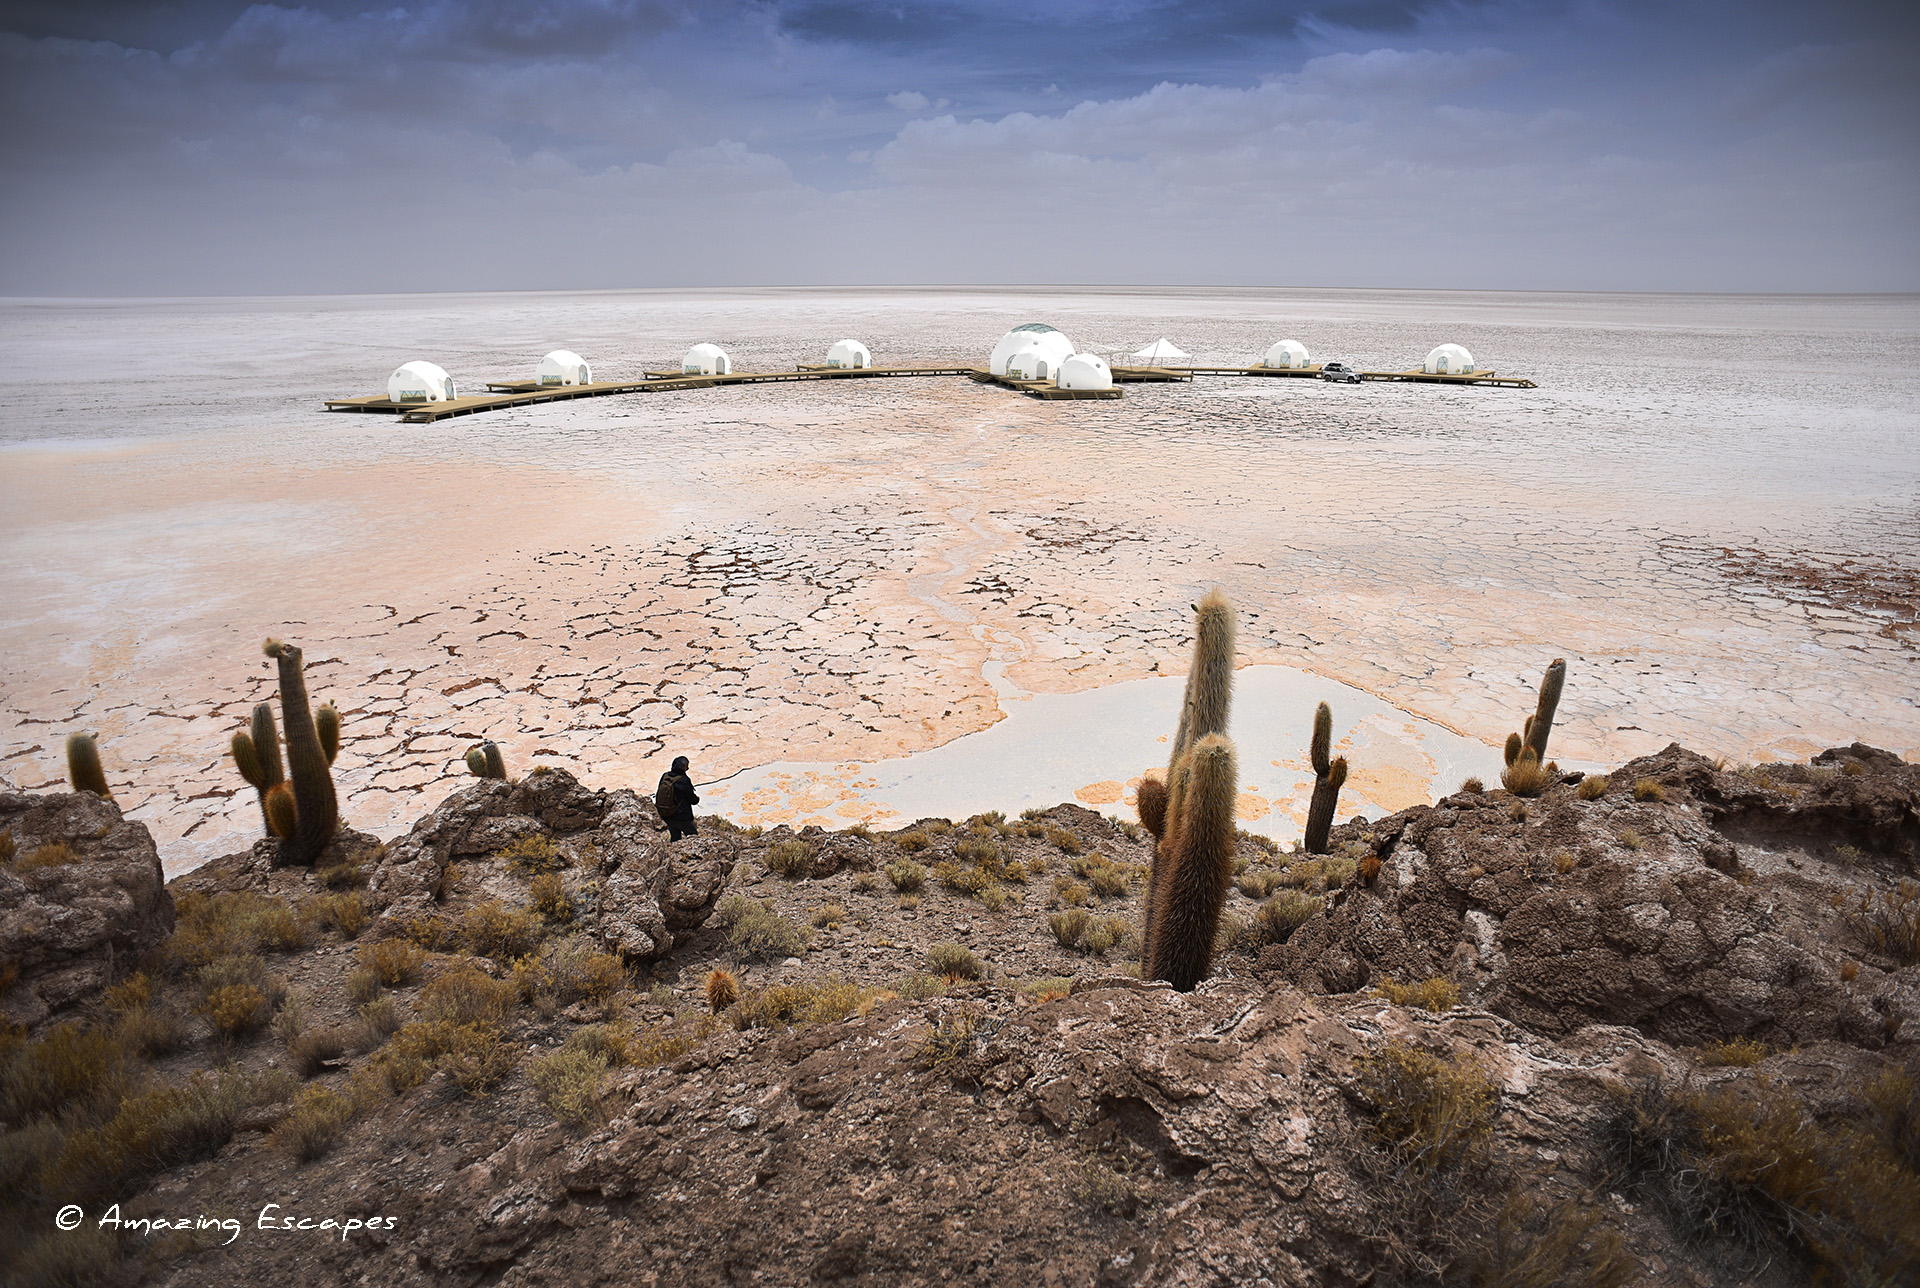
[325,356,1532,423]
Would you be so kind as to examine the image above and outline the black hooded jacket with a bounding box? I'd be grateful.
[656,768,698,824]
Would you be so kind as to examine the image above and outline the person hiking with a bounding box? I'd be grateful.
[656,755,699,840]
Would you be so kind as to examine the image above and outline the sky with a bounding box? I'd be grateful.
[1,0,1916,296]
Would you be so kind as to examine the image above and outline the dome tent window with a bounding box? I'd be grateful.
[825,339,871,369]
[683,343,731,376]
[1423,344,1476,375]
[388,361,456,404]
[1263,340,1310,370]
[988,323,1076,377]
[536,350,591,387]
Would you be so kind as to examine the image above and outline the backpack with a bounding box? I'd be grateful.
[655,773,680,818]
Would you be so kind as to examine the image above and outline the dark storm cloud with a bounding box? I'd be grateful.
[0,0,1914,294]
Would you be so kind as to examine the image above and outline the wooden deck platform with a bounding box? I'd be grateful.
[327,356,1532,422]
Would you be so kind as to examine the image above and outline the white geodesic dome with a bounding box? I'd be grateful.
[1057,353,1113,391]
[1263,340,1310,370]
[388,361,456,403]
[825,339,871,369]
[989,323,1076,377]
[1423,343,1476,375]
[683,343,731,376]
[536,349,591,386]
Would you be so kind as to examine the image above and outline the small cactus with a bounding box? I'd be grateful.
[264,782,298,840]
[1303,703,1347,855]
[705,967,739,1013]
[65,733,111,799]
[1135,777,1168,841]
[262,639,340,866]
[231,702,286,835]
[466,741,507,780]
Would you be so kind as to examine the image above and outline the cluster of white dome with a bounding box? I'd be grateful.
[989,324,1114,391]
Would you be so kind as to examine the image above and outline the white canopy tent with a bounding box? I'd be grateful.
[536,349,591,386]
[825,339,871,369]
[989,324,1076,377]
[1423,344,1476,375]
[388,361,456,403]
[1057,353,1114,391]
[1262,340,1310,370]
[1130,337,1190,364]
[683,343,731,376]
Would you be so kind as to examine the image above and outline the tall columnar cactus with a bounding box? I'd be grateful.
[230,702,286,835]
[466,741,507,780]
[1522,658,1567,763]
[1303,702,1349,855]
[65,733,111,799]
[262,639,340,866]
[1144,733,1238,991]
[1141,589,1240,989]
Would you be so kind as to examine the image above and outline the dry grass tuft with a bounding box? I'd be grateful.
[498,832,566,875]
[714,893,812,960]
[1554,851,1578,875]
[1458,776,1485,795]
[359,937,425,986]
[1853,880,1920,966]
[926,942,983,980]
[419,966,516,1027]
[1502,751,1553,798]
[1375,977,1462,1013]
[528,1047,610,1126]
[885,859,926,892]
[766,838,815,879]
[1049,907,1092,948]
[1354,1042,1497,1172]
[460,899,542,961]
[810,903,847,929]
[15,841,80,869]
[1697,1036,1769,1068]
[169,890,305,965]
[202,984,271,1039]
[1045,827,1083,855]
[1577,775,1610,801]
[893,830,931,853]
[1633,777,1666,803]
[312,891,367,939]
[1618,829,1644,851]
[728,976,868,1031]
[529,872,574,923]
[273,1084,355,1161]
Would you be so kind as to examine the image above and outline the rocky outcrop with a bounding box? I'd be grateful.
[592,797,734,962]
[0,790,174,1024]
[1274,744,1920,1050]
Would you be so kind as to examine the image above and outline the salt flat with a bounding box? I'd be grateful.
[1,287,1915,872]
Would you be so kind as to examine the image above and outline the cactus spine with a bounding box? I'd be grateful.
[262,639,340,866]
[230,702,286,835]
[466,741,507,780]
[1142,589,1240,990]
[65,733,111,799]
[1303,702,1348,855]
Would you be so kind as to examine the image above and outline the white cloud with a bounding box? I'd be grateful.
[886,90,931,111]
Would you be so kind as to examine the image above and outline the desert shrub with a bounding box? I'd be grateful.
[273,1084,355,1161]
[1251,892,1324,948]
[1049,908,1091,948]
[313,891,367,939]
[529,1047,610,1125]
[113,1005,189,1059]
[437,1025,518,1095]
[529,872,574,923]
[169,890,305,965]
[1087,864,1130,899]
[1458,777,1485,795]
[354,996,403,1047]
[895,894,921,911]
[359,937,425,986]
[1618,829,1644,851]
[728,977,866,1031]
[766,838,815,879]
[498,832,565,875]
[1054,877,1092,907]
[1633,777,1666,803]
[718,896,812,960]
[953,835,1000,866]
[345,966,382,1005]
[1853,880,1920,966]
[1375,977,1461,1013]
[1072,1152,1142,1215]
[926,942,983,980]
[0,832,13,865]
[705,967,739,1012]
[1554,851,1578,875]
[104,972,151,1013]
[810,903,847,929]
[1577,775,1610,801]
[1001,860,1028,884]
[1020,976,1074,1002]
[16,841,80,869]
[1045,828,1083,855]
[1605,1074,1920,1282]
[1082,921,1118,955]
[1322,856,1357,887]
[419,966,516,1027]
[47,1067,292,1204]
[897,972,946,1001]
[1502,754,1553,798]
[1111,817,1144,842]
[400,911,461,952]
[885,859,926,892]
[935,861,991,898]
[460,899,542,961]
[287,1025,347,1076]
[316,853,369,888]
[0,1023,129,1123]
[202,984,271,1039]
[915,1007,982,1072]
[1697,1036,1769,1068]
[384,1019,516,1095]
[1450,1193,1635,1288]
[1354,1042,1497,1172]
[852,871,882,892]
[976,884,1010,911]
[894,830,931,853]
[1237,869,1287,899]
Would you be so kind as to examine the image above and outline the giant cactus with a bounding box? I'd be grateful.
[261,639,340,866]
[1141,589,1241,990]
[230,702,286,835]
[1303,702,1348,854]
[1522,658,1567,763]
[65,732,111,799]
[466,741,507,780]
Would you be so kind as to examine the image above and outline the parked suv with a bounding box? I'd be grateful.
[1320,361,1362,384]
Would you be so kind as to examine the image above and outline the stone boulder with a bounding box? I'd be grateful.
[0,790,175,1025]
[594,797,735,962]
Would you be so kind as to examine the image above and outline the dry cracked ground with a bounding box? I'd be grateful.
[2,737,1917,1287]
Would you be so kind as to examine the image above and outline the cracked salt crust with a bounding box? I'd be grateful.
[1,288,1915,872]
